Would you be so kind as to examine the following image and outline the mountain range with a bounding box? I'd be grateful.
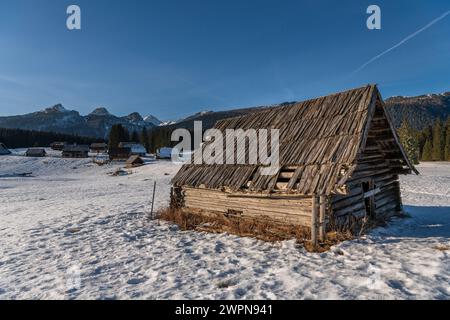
[384,92,450,129]
[0,90,448,138]
[0,105,162,138]
[161,91,450,132]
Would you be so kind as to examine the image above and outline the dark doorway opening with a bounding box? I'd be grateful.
[362,179,376,218]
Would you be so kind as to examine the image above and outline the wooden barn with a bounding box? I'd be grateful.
[62,144,89,158]
[25,148,46,157]
[171,85,418,244]
[90,142,108,153]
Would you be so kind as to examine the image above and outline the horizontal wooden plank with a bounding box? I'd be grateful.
[182,207,311,227]
[364,188,380,198]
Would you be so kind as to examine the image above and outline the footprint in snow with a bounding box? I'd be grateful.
[127,278,147,285]
[65,227,82,235]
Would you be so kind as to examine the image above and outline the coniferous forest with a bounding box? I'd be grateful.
[397,117,450,163]
[0,127,103,149]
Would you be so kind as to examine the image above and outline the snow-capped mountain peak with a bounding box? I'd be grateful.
[143,114,162,126]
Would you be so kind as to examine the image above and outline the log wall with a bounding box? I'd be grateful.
[181,187,312,227]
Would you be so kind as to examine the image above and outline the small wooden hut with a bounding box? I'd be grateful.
[171,85,418,243]
[90,142,108,153]
[25,148,46,157]
[50,142,66,151]
[125,155,145,168]
[62,144,89,158]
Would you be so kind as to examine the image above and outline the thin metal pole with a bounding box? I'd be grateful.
[150,181,156,219]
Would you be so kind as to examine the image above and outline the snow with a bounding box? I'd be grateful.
[143,115,162,126]
[0,155,449,300]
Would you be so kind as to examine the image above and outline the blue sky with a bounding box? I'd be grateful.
[0,0,449,120]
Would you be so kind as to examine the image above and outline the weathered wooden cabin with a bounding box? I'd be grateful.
[50,142,66,151]
[62,144,89,158]
[125,155,145,168]
[90,142,108,154]
[25,148,46,157]
[171,85,418,244]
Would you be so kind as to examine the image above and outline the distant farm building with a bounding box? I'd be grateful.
[125,155,145,168]
[119,142,147,156]
[157,147,173,159]
[50,142,66,151]
[25,148,46,157]
[90,142,108,153]
[0,143,11,155]
[109,147,131,161]
[171,85,418,245]
[62,144,89,158]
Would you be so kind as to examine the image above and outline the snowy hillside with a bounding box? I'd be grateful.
[0,155,449,299]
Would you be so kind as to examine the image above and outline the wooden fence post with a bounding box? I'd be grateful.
[150,181,156,219]
[319,195,326,241]
[311,195,318,248]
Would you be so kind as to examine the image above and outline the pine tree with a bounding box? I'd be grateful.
[431,119,444,161]
[108,124,120,149]
[108,124,129,148]
[421,139,433,161]
[397,119,419,164]
[119,126,130,143]
[140,128,149,152]
[131,131,139,143]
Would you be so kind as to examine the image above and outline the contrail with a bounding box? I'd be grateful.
[353,10,450,74]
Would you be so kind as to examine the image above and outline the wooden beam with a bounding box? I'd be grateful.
[368,179,376,218]
[311,195,318,247]
[279,172,294,179]
[319,195,327,241]
[364,188,380,198]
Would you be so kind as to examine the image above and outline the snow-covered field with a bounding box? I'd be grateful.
[0,152,449,300]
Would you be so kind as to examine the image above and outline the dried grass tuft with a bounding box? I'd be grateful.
[157,207,352,252]
[432,245,450,252]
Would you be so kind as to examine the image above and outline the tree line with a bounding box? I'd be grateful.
[397,117,450,164]
[0,127,102,149]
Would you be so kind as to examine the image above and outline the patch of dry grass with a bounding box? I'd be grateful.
[432,244,450,252]
[157,207,352,252]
